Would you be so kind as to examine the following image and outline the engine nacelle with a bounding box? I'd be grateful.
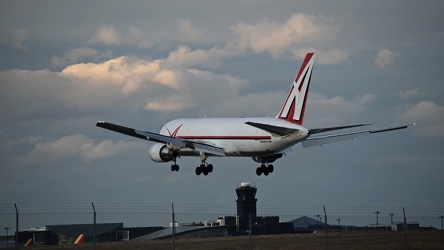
[252,153,283,164]
[149,143,178,162]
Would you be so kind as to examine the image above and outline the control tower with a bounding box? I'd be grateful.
[235,182,257,219]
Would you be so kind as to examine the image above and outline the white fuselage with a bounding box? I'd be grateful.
[159,117,309,157]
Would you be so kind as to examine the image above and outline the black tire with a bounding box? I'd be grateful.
[195,167,201,175]
[200,163,206,172]
[207,164,213,172]
[171,165,175,171]
[175,165,180,171]
[268,164,274,173]
[261,164,267,172]
[256,167,262,176]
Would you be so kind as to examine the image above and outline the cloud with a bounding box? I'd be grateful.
[84,15,348,66]
[163,45,235,68]
[196,91,286,118]
[89,24,121,45]
[306,93,377,125]
[88,24,163,49]
[20,134,144,165]
[313,49,349,65]
[87,21,203,49]
[126,25,158,48]
[177,19,202,41]
[374,48,397,70]
[52,47,113,68]
[60,56,158,93]
[144,68,248,112]
[398,88,423,100]
[0,48,249,123]
[12,28,29,51]
[228,14,348,63]
[395,101,444,137]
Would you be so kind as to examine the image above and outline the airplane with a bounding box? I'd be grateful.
[96,52,414,176]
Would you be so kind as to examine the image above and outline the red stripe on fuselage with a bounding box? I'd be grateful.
[177,135,271,140]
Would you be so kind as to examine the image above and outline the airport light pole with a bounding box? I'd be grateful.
[172,204,176,250]
[439,215,444,230]
[315,214,321,227]
[374,211,380,229]
[337,218,340,230]
[389,213,394,225]
[92,203,96,250]
[4,227,10,248]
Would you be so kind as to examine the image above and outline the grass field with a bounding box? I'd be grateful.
[25,231,444,250]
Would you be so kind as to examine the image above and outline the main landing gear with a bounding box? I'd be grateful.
[171,162,214,176]
[170,152,214,176]
[195,163,214,176]
[194,152,213,176]
[256,164,274,176]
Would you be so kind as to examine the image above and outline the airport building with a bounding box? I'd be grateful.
[13,183,430,245]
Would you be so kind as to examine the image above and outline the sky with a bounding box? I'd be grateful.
[1,1,444,228]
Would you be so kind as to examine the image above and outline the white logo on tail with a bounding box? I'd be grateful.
[278,53,314,125]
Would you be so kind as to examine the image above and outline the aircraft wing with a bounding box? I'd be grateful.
[302,123,415,148]
[96,121,226,156]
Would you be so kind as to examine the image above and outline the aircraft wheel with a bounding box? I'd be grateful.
[200,163,206,172]
[203,169,209,176]
[171,165,175,171]
[207,164,213,173]
[268,164,274,173]
[195,167,201,175]
[171,165,179,171]
[261,164,267,172]
[256,167,262,176]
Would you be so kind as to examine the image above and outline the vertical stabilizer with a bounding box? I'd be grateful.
[277,53,314,125]
[74,234,84,244]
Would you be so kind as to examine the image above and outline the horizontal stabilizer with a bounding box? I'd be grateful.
[245,121,299,136]
[302,123,414,148]
[309,123,372,135]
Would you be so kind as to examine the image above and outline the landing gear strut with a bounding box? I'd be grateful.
[256,164,274,176]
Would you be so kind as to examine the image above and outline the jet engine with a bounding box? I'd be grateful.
[149,143,178,162]
[252,153,283,163]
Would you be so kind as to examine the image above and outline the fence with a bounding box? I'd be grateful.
[0,203,443,248]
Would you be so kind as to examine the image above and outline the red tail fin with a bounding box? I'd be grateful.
[277,53,314,125]
[74,234,84,244]
[24,238,33,247]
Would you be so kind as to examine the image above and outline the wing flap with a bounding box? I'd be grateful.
[96,121,226,156]
[302,124,414,148]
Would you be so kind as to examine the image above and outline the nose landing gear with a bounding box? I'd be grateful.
[170,158,179,171]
